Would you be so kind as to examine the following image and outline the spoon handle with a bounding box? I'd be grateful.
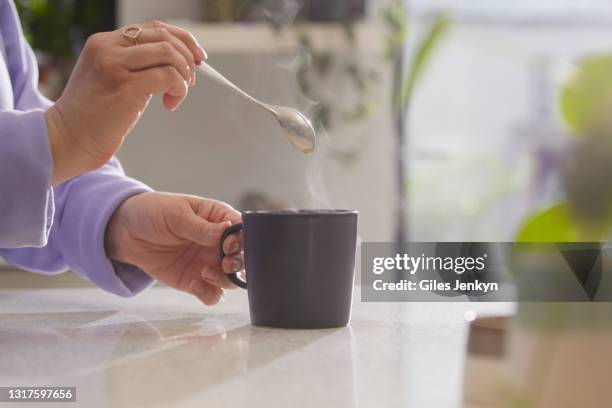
[196,62,275,114]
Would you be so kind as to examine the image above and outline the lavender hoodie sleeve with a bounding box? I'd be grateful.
[0,0,154,296]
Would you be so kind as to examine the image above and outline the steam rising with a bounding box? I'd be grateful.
[306,129,332,208]
[256,0,333,209]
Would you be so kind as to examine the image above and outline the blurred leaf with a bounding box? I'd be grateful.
[516,202,580,242]
[383,0,406,62]
[516,202,605,242]
[400,14,451,111]
[314,52,333,76]
[560,54,612,135]
[343,101,379,121]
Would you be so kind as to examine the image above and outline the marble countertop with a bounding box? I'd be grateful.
[0,288,513,408]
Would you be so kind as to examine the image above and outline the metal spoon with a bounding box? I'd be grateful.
[196,62,316,154]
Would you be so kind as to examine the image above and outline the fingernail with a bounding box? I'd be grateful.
[230,242,240,253]
[170,97,185,112]
[200,46,208,60]
[232,257,242,272]
[220,291,227,303]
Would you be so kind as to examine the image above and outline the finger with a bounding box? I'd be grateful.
[197,246,224,270]
[222,232,242,255]
[142,20,206,62]
[175,214,231,247]
[221,254,243,274]
[190,279,224,305]
[207,199,242,225]
[220,207,242,225]
[122,27,197,85]
[119,42,191,84]
[185,196,242,225]
[201,265,237,289]
[163,93,187,111]
[131,65,188,110]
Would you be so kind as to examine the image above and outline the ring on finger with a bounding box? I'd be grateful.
[122,26,143,45]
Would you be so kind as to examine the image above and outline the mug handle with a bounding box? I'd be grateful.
[219,223,247,289]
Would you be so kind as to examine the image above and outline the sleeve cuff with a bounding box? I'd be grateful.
[55,163,155,297]
[84,180,155,297]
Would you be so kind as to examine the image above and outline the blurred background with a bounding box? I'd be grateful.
[3,0,612,287]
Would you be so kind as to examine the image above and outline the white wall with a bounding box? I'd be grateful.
[118,0,201,25]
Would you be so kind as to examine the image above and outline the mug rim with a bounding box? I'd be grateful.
[243,209,358,217]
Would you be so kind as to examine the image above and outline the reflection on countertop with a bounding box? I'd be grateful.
[0,288,513,408]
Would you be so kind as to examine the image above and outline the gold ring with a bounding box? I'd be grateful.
[122,26,142,45]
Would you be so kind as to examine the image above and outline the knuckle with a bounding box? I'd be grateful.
[85,32,104,51]
[148,19,165,29]
[83,33,120,77]
[166,66,182,81]
[156,27,170,40]
[159,41,174,57]
[83,33,107,62]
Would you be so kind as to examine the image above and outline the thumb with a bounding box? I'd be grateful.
[176,214,231,247]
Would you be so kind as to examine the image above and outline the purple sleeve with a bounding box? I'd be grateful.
[0,0,155,296]
[0,110,55,247]
[1,159,156,296]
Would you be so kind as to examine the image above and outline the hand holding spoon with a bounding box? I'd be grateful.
[196,62,316,154]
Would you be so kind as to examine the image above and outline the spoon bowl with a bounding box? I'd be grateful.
[273,106,316,154]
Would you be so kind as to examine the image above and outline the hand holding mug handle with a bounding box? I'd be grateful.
[220,224,247,289]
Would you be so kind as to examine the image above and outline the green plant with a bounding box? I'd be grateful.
[383,0,451,241]
[516,203,580,242]
[401,16,451,110]
[15,0,114,62]
[15,0,75,60]
[295,26,380,132]
[517,54,612,242]
[560,55,612,135]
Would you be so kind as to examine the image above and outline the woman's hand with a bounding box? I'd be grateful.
[46,20,206,185]
[105,193,244,305]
